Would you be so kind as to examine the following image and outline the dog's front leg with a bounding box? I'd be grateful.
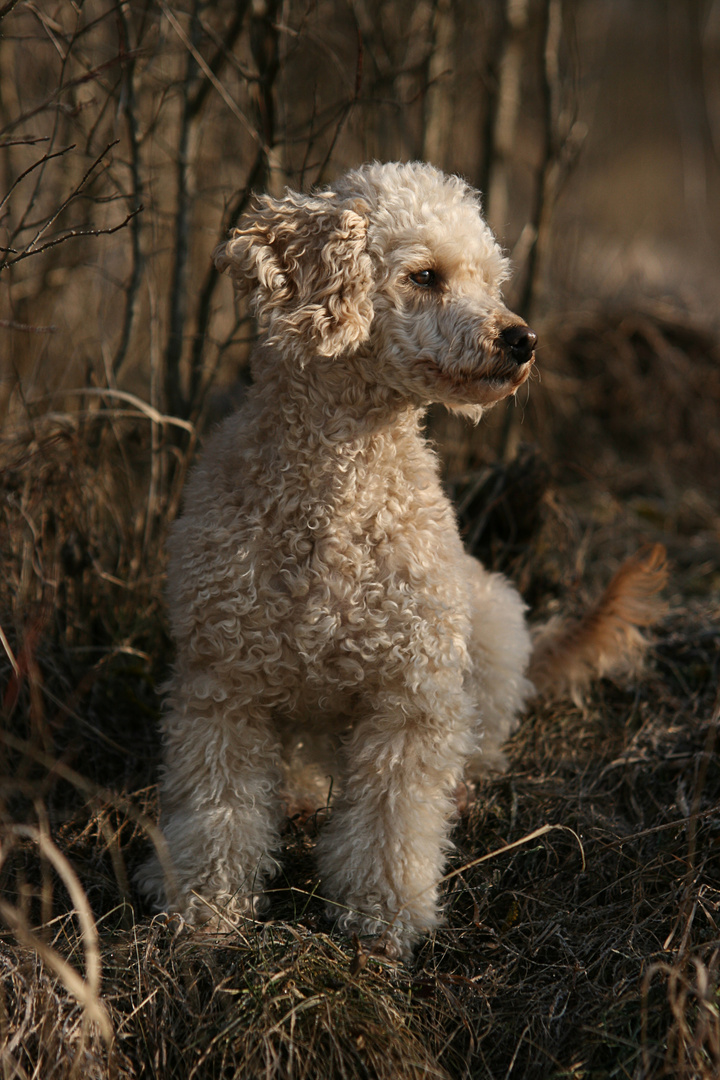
[136,680,283,926]
[315,684,473,958]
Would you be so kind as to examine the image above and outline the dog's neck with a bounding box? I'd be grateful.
[243,344,440,500]
[249,345,426,445]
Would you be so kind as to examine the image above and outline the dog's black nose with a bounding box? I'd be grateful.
[500,324,537,364]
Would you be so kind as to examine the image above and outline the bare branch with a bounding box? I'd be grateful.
[0,135,50,148]
[0,144,75,217]
[111,6,144,379]
[25,140,119,251]
[517,0,581,319]
[159,0,261,147]
[0,0,22,19]
[315,30,364,185]
[188,2,250,119]
[0,320,57,332]
[3,206,142,268]
[188,148,266,416]
[56,388,196,435]
[0,52,142,139]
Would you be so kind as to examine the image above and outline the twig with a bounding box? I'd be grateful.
[315,29,364,185]
[517,0,583,319]
[48,387,196,434]
[0,319,57,332]
[187,1,250,120]
[0,135,50,147]
[24,139,119,250]
[0,622,20,678]
[159,0,261,146]
[188,148,266,416]
[111,6,144,378]
[163,0,201,419]
[0,144,75,217]
[3,206,142,267]
[436,822,586,886]
[249,0,284,191]
[0,52,141,138]
[187,0,282,417]
[0,0,23,22]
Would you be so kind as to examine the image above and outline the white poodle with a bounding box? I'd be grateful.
[138,162,665,957]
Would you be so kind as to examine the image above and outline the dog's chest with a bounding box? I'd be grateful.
[261,495,471,692]
[184,430,474,706]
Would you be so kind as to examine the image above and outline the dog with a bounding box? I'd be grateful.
[137,162,665,957]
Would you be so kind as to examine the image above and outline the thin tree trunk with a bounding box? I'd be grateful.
[485,0,530,238]
[422,0,455,168]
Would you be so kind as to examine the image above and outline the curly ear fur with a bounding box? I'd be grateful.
[214,191,374,358]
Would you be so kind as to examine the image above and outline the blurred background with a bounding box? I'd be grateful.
[2,0,718,412]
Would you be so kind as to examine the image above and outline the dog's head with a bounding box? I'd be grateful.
[214,162,536,412]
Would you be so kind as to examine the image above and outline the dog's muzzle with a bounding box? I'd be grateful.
[499,323,537,365]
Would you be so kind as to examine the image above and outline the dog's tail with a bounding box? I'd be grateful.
[529,544,668,702]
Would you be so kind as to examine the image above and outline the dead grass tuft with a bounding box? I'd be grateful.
[535,304,720,500]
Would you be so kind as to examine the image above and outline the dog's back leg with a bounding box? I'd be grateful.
[463,556,534,778]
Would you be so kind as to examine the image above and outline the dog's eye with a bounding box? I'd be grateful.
[409,269,438,288]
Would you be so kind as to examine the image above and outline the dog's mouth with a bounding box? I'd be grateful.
[418,348,534,404]
[484,350,535,392]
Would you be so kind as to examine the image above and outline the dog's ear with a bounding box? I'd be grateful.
[214,191,373,358]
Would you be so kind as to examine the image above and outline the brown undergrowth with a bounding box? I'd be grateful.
[1,309,719,1079]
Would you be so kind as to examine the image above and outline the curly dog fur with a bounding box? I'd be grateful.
[137,162,665,956]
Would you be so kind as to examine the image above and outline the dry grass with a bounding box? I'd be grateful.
[1,309,719,1079]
